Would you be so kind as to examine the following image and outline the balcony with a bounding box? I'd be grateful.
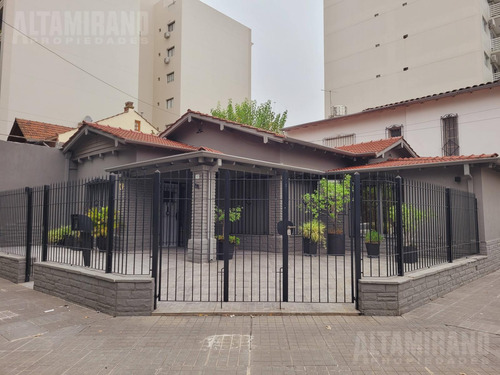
[492,36,500,52]
[494,71,500,81]
[491,2,500,18]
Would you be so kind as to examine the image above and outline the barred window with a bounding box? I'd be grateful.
[167,72,174,83]
[387,124,402,138]
[323,134,355,148]
[441,114,459,156]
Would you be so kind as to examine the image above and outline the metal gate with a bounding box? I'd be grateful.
[153,170,357,305]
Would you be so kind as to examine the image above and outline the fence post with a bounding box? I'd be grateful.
[41,185,50,262]
[223,170,230,303]
[445,188,453,263]
[105,175,116,273]
[152,171,161,310]
[281,171,289,303]
[25,187,33,282]
[395,176,404,276]
[353,173,362,310]
[474,198,480,254]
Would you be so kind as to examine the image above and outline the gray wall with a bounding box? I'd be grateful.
[0,141,66,191]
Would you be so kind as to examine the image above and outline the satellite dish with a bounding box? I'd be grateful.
[83,115,93,123]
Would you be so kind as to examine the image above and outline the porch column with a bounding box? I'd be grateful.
[187,165,218,263]
[268,174,283,252]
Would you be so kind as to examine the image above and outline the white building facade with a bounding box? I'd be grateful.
[0,0,251,139]
[285,81,500,158]
[324,0,499,118]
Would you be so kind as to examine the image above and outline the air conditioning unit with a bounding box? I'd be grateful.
[492,54,498,63]
[489,18,497,28]
[164,57,170,64]
[331,105,347,117]
[164,31,170,39]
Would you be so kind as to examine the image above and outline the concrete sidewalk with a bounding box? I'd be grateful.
[1,271,500,374]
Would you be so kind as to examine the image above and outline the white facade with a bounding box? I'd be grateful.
[324,0,497,118]
[285,82,500,157]
[0,0,251,139]
[150,0,251,127]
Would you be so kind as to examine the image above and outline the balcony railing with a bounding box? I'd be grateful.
[494,71,500,81]
[492,37,500,51]
[491,2,500,18]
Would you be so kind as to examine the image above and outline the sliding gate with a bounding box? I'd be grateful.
[154,170,356,304]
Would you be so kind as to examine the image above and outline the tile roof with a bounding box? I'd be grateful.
[14,118,74,142]
[331,154,499,172]
[336,137,403,155]
[83,122,198,151]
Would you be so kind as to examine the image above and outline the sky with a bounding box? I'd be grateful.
[199,0,325,127]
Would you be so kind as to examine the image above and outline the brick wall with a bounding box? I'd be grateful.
[33,262,154,316]
[358,238,500,315]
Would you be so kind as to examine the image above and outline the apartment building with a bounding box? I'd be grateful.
[0,0,251,139]
[324,0,500,118]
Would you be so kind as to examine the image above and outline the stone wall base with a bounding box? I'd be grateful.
[359,238,500,316]
[0,253,28,284]
[33,262,154,316]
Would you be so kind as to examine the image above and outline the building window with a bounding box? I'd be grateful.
[387,124,403,138]
[323,134,355,148]
[441,114,459,156]
[166,98,174,109]
[168,22,175,32]
[167,72,174,83]
[167,47,175,57]
[134,120,141,132]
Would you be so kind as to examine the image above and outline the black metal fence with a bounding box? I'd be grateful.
[0,170,480,305]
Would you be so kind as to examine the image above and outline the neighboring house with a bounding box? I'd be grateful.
[285,81,500,157]
[323,0,499,116]
[0,0,251,139]
[7,119,73,147]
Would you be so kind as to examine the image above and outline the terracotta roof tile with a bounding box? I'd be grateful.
[15,118,74,141]
[336,137,403,155]
[331,154,499,172]
[84,122,198,151]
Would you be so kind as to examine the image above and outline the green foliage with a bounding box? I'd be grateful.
[299,220,326,244]
[389,203,427,245]
[215,235,240,245]
[302,176,351,220]
[215,206,243,245]
[87,206,120,238]
[211,98,288,133]
[48,225,75,244]
[365,229,383,244]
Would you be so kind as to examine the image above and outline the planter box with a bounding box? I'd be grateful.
[327,233,345,256]
[365,243,380,258]
[216,241,235,260]
[395,245,418,264]
[303,238,318,256]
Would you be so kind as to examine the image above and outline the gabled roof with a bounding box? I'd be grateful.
[62,122,199,153]
[285,80,500,131]
[160,110,356,158]
[329,154,499,173]
[160,109,286,139]
[336,137,419,158]
[8,118,74,143]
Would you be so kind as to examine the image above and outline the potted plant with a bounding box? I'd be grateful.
[389,203,427,264]
[215,205,242,260]
[365,229,383,258]
[299,219,325,256]
[302,175,351,256]
[48,225,75,246]
[87,206,120,251]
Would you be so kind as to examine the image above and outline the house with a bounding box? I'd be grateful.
[7,119,73,147]
[285,81,500,158]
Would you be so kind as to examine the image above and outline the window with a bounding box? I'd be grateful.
[168,22,175,32]
[134,120,141,132]
[323,134,355,148]
[166,98,174,109]
[167,72,174,83]
[387,124,403,138]
[167,47,175,57]
[441,114,459,156]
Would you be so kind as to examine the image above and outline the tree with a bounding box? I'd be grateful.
[211,99,288,133]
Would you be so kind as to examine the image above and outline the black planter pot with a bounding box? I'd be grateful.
[365,243,380,258]
[96,236,108,251]
[63,235,76,248]
[216,241,235,260]
[303,238,318,256]
[396,245,418,264]
[327,233,345,256]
